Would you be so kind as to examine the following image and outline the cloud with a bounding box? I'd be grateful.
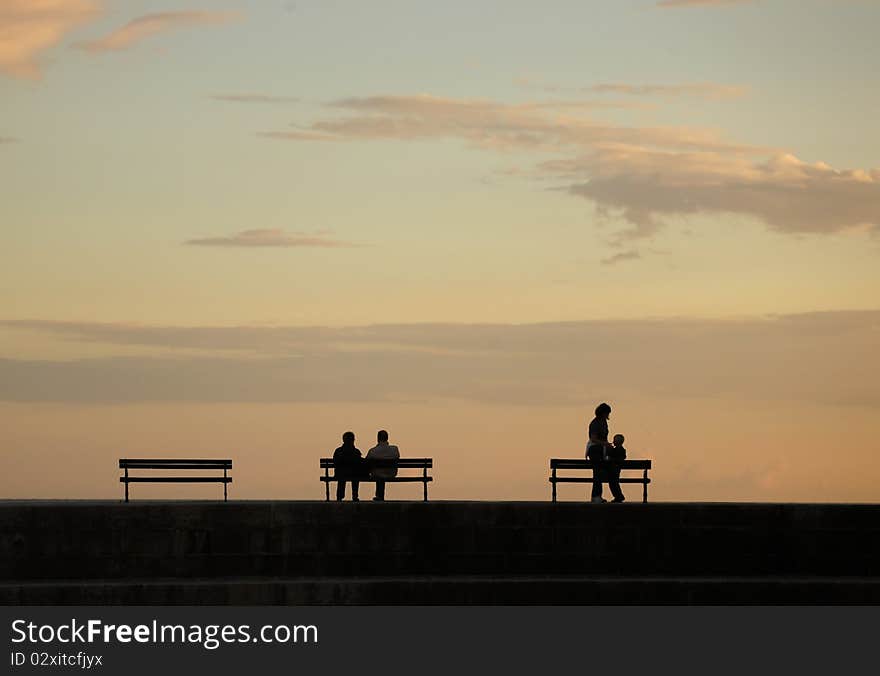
[601,250,641,266]
[211,94,299,104]
[588,82,748,100]
[515,99,653,111]
[184,228,358,248]
[1,311,878,407]
[0,136,18,143]
[563,147,880,236]
[73,11,238,53]
[265,94,762,154]
[0,0,99,79]
[657,0,756,7]
[264,93,880,239]
[516,76,748,101]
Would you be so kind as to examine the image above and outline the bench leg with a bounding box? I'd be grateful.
[551,467,557,502]
[124,467,129,503]
[643,470,648,503]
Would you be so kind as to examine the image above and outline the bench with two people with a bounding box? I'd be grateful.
[320,429,433,502]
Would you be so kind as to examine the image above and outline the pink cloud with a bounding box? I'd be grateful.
[265,94,764,155]
[560,146,880,236]
[0,0,99,79]
[73,11,238,53]
[263,93,880,239]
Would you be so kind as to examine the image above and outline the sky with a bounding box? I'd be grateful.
[1,0,878,501]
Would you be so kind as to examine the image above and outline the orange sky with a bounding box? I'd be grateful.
[1,314,878,502]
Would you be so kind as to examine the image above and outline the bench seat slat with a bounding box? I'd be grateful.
[319,476,433,483]
[120,459,231,468]
[319,458,431,468]
[120,477,232,483]
[550,459,651,469]
[120,462,232,471]
[549,477,651,484]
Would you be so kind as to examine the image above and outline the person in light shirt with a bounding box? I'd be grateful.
[366,429,400,502]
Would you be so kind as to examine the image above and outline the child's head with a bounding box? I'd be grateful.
[612,434,625,447]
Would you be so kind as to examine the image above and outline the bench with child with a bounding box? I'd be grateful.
[549,402,653,503]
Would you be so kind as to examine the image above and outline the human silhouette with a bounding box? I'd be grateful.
[606,433,627,503]
[586,402,615,503]
[366,429,399,501]
[333,431,363,501]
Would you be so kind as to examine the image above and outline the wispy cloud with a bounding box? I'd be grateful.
[657,0,756,7]
[211,94,299,104]
[588,82,747,100]
[184,228,358,248]
[73,11,238,53]
[516,77,748,101]
[0,136,18,144]
[264,94,760,153]
[0,0,99,79]
[601,250,641,266]
[263,93,880,239]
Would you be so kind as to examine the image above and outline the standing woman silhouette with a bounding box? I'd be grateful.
[586,402,612,503]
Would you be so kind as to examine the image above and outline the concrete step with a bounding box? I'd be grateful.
[3,575,880,605]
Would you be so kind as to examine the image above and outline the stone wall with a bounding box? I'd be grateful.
[4,501,880,582]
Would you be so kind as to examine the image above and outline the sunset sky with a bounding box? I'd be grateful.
[2,0,878,502]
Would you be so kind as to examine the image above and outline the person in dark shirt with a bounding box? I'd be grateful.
[586,402,613,503]
[333,431,363,502]
[606,433,627,503]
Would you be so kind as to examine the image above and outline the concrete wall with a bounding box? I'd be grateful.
[3,501,880,581]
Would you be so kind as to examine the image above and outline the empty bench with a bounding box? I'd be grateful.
[549,459,652,503]
[319,458,433,501]
[119,458,232,503]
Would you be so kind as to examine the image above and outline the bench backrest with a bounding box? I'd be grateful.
[319,458,432,469]
[119,458,232,470]
[550,459,651,470]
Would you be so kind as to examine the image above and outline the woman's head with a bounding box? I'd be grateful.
[595,402,612,419]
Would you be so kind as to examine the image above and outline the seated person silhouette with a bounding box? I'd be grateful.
[333,431,363,502]
[366,429,399,501]
[606,433,627,503]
